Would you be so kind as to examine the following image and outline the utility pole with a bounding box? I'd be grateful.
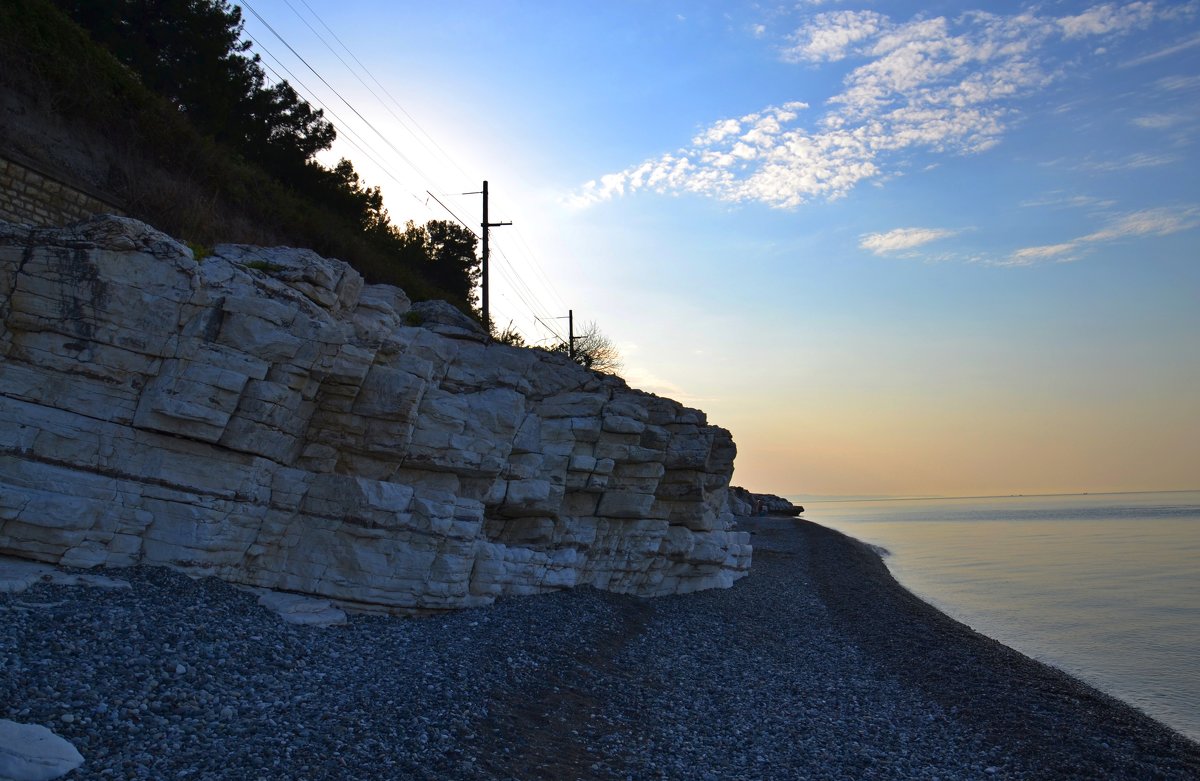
[464,181,511,334]
[547,310,579,360]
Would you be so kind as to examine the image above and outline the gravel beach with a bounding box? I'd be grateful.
[4,516,1198,780]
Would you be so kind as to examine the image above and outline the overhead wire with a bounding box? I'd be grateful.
[491,257,554,329]
[247,31,435,216]
[280,0,464,185]
[292,0,474,183]
[241,1,572,343]
[491,247,570,346]
[243,5,474,229]
[510,225,569,312]
[533,316,567,343]
[241,0,441,191]
[425,191,478,239]
[492,241,561,325]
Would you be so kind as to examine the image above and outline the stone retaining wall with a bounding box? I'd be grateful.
[0,155,122,227]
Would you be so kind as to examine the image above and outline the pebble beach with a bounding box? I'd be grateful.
[4,516,1199,780]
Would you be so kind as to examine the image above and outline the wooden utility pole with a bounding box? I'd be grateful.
[469,180,511,334]
[568,309,575,359]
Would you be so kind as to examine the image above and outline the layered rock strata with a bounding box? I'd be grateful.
[727,487,803,516]
[0,216,750,613]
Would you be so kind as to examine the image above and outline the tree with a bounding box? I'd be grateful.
[53,0,336,170]
[323,158,387,232]
[45,0,482,309]
[379,219,479,312]
[552,321,622,374]
[423,220,481,311]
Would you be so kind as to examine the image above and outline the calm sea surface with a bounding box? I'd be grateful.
[793,491,1200,743]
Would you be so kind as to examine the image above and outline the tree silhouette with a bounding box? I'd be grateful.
[53,0,335,167]
[424,220,481,311]
[553,321,622,374]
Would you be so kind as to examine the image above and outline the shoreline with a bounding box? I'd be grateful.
[793,488,1200,504]
[796,495,1200,746]
[3,515,1198,779]
[783,517,1200,773]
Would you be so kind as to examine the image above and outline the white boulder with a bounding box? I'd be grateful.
[0,720,84,781]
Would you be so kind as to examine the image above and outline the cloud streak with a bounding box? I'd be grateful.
[1078,151,1180,171]
[859,227,958,255]
[569,3,1188,210]
[1000,205,1200,266]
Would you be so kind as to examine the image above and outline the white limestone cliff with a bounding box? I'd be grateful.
[0,215,750,614]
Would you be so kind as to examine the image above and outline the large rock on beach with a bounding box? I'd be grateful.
[0,720,83,781]
[0,215,751,613]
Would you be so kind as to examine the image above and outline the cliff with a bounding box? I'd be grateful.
[727,486,803,516]
[0,215,750,613]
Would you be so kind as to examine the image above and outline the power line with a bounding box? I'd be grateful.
[491,256,550,322]
[241,0,441,192]
[292,0,474,183]
[509,225,569,312]
[280,0,465,188]
[492,244,566,343]
[533,315,566,343]
[424,191,478,238]
[242,2,571,344]
[493,250,552,322]
[252,43,389,178]
[492,240,561,322]
[247,33,435,217]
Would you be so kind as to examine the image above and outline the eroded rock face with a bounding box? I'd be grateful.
[0,216,750,613]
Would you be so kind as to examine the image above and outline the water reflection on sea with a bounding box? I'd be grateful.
[795,491,1200,743]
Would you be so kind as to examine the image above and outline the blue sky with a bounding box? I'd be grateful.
[241,1,1200,497]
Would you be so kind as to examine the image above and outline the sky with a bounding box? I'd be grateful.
[239,0,1200,498]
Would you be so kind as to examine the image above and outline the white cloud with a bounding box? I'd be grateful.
[1019,193,1118,209]
[1121,32,1200,66]
[1007,242,1081,263]
[1155,74,1200,91]
[1079,206,1200,242]
[1000,205,1200,265]
[859,227,958,255]
[693,118,742,146]
[1079,151,1180,171]
[1058,2,1157,39]
[782,10,889,63]
[1132,113,1185,129]
[569,4,1186,210]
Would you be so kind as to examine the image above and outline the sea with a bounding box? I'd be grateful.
[791,490,1200,744]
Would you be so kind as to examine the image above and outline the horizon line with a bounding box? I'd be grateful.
[785,488,1200,504]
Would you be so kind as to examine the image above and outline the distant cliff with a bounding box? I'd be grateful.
[0,215,751,613]
[728,487,803,516]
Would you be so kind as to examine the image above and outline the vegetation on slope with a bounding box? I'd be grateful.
[0,0,479,311]
[0,0,623,367]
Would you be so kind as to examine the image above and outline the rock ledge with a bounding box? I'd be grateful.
[0,216,750,613]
